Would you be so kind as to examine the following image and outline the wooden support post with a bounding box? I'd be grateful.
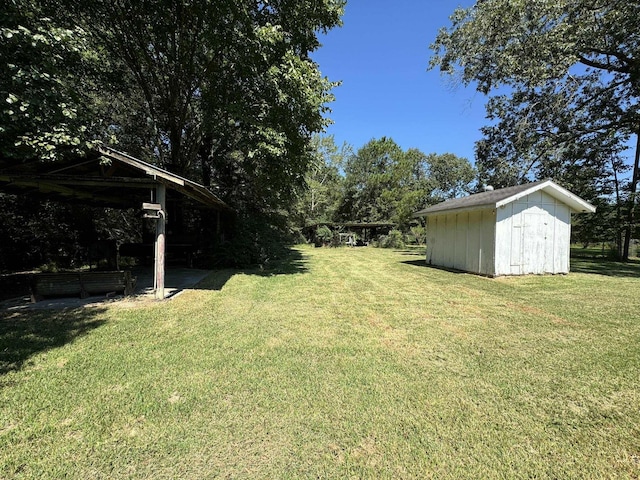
[154,183,166,300]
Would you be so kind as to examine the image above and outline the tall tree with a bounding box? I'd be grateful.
[337,137,404,223]
[425,152,475,201]
[66,0,344,210]
[431,0,640,259]
[294,134,348,226]
[2,0,344,204]
[1,0,345,268]
[336,138,472,229]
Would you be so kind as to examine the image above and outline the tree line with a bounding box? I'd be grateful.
[1,0,637,270]
[293,136,475,234]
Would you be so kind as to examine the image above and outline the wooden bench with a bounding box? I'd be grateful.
[30,271,136,303]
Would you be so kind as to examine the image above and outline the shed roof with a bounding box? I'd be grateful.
[414,179,596,217]
[0,146,230,210]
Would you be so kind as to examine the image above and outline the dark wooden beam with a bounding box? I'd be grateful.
[0,174,157,188]
[0,177,137,206]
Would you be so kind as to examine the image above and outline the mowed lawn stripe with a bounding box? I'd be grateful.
[1,245,639,478]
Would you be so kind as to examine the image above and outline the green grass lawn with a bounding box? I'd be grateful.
[1,246,639,479]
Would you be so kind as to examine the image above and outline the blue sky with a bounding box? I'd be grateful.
[312,1,484,162]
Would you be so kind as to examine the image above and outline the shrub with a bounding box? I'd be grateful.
[606,242,622,260]
[200,213,292,268]
[315,225,333,246]
[330,231,342,247]
[407,226,426,245]
[376,229,405,249]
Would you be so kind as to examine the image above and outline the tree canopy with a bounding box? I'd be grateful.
[335,137,474,229]
[0,0,346,268]
[293,134,348,226]
[2,0,345,208]
[0,1,104,161]
[431,0,640,258]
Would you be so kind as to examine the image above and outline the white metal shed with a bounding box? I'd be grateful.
[414,180,596,276]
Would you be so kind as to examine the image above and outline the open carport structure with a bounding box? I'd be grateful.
[0,146,231,299]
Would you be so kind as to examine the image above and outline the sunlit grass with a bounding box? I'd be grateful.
[1,245,639,478]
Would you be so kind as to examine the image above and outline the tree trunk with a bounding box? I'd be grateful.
[612,160,623,258]
[622,125,640,261]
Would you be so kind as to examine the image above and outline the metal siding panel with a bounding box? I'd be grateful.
[515,193,561,274]
[523,212,547,274]
[454,213,468,270]
[495,205,512,275]
[528,190,543,204]
[489,210,497,276]
[467,210,482,274]
[446,214,456,267]
[544,201,556,272]
[436,215,445,266]
[480,210,495,275]
[555,205,571,273]
[509,203,528,274]
[431,215,445,267]
[540,190,556,205]
[426,216,438,265]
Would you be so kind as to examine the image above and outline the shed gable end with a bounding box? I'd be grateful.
[495,190,571,275]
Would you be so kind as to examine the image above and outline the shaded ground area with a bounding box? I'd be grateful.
[0,267,213,311]
[0,307,107,376]
[197,247,309,291]
[402,246,640,278]
[0,248,309,311]
[570,257,640,277]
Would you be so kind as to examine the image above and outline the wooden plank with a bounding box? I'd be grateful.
[30,271,135,302]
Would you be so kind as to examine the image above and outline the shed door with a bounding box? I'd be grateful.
[522,213,548,274]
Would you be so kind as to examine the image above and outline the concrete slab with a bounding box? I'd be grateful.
[0,267,213,311]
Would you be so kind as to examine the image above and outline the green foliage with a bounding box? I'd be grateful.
[0,194,139,272]
[337,138,474,230]
[61,0,345,209]
[431,0,640,259]
[314,225,333,246]
[293,135,349,227]
[406,225,426,245]
[375,229,405,249]
[426,152,475,201]
[431,0,639,95]
[329,231,342,248]
[0,2,102,160]
[0,0,347,269]
[204,212,294,268]
[337,137,404,223]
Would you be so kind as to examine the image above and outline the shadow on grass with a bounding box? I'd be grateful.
[570,257,640,278]
[0,307,107,376]
[402,255,640,278]
[197,247,310,291]
[401,258,471,275]
[393,247,426,256]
